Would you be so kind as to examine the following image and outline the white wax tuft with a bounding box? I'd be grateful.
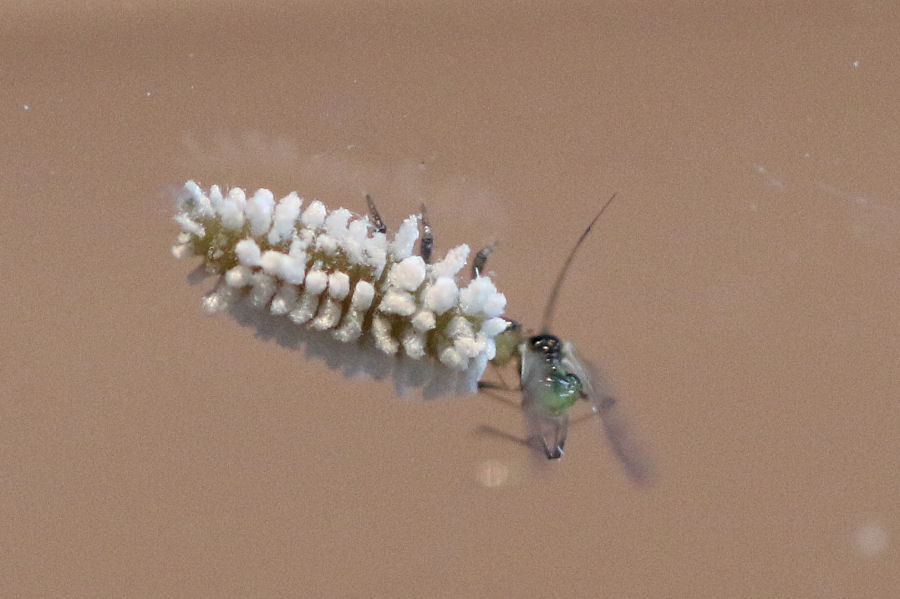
[208,185,224,210]
[259,250,285,275]
[446,315,475,339]
[439,346,466,370]
[225,265,252,287]
[483,291,507,318]
[388,256,427,291]
[270,284,299,315]
[174,214,205,237]
[423,278,458,315]
[304,270,328,295]
[226,186,247,208]
[402,330,427,359]
[480,317,510,337]
[280,254,307,285]
[220,200,245,230]
[372,315,399,354]
[327,272,351,300]
[411,310,436,332]
[247,188,275,236]
[249,272,277,307]
[268,192,302,245]
[316,234,339,255]
[379,290,417,316]
[235,239,261,266]
[324,208,352,238]
[430,244,470,279]
[184,180,203,203]
[301,200,327,229]
[459,276,501,315]
[389,215,419,259]
[351,281,375,310]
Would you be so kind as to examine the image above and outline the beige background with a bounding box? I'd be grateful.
[3,2,898,597]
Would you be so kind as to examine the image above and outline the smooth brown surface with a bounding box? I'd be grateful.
[3,2,898,597]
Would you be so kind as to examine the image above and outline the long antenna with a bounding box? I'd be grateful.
[540,193,618,333]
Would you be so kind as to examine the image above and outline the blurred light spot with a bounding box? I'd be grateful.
[476,459,509,488]
[23,105,29,110]
[852,522,889,557]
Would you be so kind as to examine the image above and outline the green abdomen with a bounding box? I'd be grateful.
[536,374,581,414]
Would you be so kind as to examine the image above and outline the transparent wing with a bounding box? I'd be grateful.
[520,345,569,459]
[562,342,656,484]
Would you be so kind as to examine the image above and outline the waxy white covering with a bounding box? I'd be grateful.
[173,181,510,386]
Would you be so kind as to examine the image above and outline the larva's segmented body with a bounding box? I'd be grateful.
[172,181,510,388]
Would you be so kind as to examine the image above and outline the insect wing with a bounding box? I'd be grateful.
[561,342,656,484]
[520,344,569,459]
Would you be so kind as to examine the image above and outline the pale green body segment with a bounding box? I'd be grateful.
[490,325,522,369]
[530,364,582,415]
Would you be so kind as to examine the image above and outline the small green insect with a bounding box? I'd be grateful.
[482,195,653,482]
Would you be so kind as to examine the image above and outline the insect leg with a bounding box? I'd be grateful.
[538,412,569,459]
[477,380,519,392]
[419,203,434,263]
[522,398,570,459]
[365,194,387,234]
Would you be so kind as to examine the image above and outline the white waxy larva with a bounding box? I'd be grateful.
[172,181,510,389]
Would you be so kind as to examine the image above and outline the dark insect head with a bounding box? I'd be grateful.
[529,334,562,360]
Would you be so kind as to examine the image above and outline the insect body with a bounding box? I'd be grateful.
[172,181,510,394]
[484,195,653,482]
[519,334,582,458]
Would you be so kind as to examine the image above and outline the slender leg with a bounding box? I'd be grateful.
[365,194,387,234]
[477,380,519,392]
[523,399,569,460]
[544,413,569,459]
[536,411,568,459]
[419,204,434,263]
